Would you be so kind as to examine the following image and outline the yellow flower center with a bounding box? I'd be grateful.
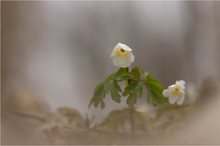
[170,85,181,97]
[115,48,129,57]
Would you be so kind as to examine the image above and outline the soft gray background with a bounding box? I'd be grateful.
[2,1,220,119]
[2,1,220,144]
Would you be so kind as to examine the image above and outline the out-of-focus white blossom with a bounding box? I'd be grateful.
[162,80,186,105]
[111,42,134,68]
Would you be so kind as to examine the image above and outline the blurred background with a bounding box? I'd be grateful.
[1,1,220,145]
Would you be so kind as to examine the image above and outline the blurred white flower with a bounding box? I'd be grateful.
[111,42,134,68]
[162,80,186,105]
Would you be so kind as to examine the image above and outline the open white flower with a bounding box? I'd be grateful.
[111,42,134,68]
[162,80,186,105]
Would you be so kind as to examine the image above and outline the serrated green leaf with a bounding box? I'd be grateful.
[146,74,164,90]
[130,67,143,80]
[94,82,105,93]
[147,87,164,105]
[126,93,137,107]
[115,74,134,80]
[111,88,121,103]
[89,83,106,108]
[113,80,122,92]
[104,80,113,94]
[123,80,144,107]
[137,82,144,98]
[110,80,122,103]
[145,74,168,106]
[123,81,139,96]
[114,67,134,81]
[124,81,144,95]
[117,67,128,74]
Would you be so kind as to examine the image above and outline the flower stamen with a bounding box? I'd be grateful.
[115,48,129,57]
[171,85,181,97]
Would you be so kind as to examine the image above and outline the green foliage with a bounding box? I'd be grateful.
[89,83,106,109]
[110,80,121,103]
[89,67,168,109]
[89,68,130,109]
[145,74,168,106]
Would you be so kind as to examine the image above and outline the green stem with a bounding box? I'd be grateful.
[126,67,135,136]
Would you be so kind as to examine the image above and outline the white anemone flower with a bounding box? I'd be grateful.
[111,42,134,68]
[162,80,186,105]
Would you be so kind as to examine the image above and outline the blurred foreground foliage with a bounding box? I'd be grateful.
[2,78,219,144]
[2,95,197,144]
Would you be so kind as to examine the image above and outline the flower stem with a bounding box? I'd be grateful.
[126,67,135,136]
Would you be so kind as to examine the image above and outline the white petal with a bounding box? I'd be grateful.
[162,89,170,97]
[168,84,176,89]
[179,88,185,95]
[168,96,177,104]
[112,56,132,68]
[176,80,186,89]
[129,52,135,62]
[120,44,132,51]
[114,42,121,49]
[177,95,185,105]
[115,42,132,52]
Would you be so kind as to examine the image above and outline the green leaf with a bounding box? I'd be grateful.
[110,80,122,103]
[117,68,128,75]
[113,67,134,81]
[145,74,168,105]
[146,74,164,90]
[123,81,139,96]
[89,83,106,108]
[113,80,122,92]
[137,82,144,98]
[115,73,134,81]
[126,92,137,107]
[111,88,121,103]
[123,81,144,95]
[94,82,105,93]
[130,67,144,80]
[104,75,123,104]
[104,80,113,94]
[123,80,144,107]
